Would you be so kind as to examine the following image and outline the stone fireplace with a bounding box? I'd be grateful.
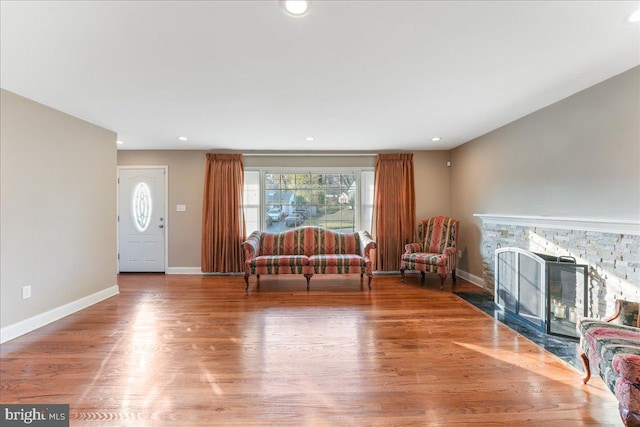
[475,214,640,319]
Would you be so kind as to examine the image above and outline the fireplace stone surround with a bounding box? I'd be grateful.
[475,214,640,319]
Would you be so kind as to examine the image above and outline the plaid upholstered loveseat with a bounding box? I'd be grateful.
[241,226,376,291]
[578,299,640,426]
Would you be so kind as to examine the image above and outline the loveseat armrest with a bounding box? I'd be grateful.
[605,299,640,327]
[403,243,424,254]
[358,230,377,259]
[241,231,262,262]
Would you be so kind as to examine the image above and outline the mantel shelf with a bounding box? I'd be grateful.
[473,214,640,236]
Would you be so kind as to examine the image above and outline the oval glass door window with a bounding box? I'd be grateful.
[132,182,152,232]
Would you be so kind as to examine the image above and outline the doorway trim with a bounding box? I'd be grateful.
[117,165,169,273]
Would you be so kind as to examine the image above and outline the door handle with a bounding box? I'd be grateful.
[159,224,164,229]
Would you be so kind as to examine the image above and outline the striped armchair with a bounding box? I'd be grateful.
[400,216,459,289]
[578,300,640,426]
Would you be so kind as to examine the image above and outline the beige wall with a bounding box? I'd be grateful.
[117,150,208,269]
[450,66,640,279]
[1,89,117,329]
[413,151,451,220]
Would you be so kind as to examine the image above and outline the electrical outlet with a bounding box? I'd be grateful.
[22,285,32,299]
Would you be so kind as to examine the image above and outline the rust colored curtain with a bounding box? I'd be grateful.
[202,153,246,273]
[372,153,416,271]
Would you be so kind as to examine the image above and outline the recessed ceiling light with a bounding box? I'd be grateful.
[281,0,310,17]
[116,140,124,145]
[178,136,188,141]
[305,136,315,141]
[431,137,442,142]
[629,8,640,23]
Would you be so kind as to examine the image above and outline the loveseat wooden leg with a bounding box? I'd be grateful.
[367,274,373,290]
[452,269,457,283]
[244,274,250,292]
[579,349,591,384]
[439,274,446,290]
[400,269,405,282]
[304,274,313,290]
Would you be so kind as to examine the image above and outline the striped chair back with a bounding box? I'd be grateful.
[418,216,459,254]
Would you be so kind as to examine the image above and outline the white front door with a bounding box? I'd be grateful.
[118,167,166,272]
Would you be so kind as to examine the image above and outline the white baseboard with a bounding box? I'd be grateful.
[166,267,203,275]
[456,269,485,288]
[0,285,120,344]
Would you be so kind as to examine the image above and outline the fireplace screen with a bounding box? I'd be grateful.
[495,247,588,338]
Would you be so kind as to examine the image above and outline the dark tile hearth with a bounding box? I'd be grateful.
[455,291,583,371]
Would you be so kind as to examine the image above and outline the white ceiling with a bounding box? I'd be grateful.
[1,1,639,151]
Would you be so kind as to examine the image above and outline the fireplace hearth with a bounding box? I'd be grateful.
[494,247,588,338]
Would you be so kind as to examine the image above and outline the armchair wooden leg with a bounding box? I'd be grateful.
[579,349,591,384]
[244,274,250,292]
[400,269,405,282]
[438,274,446,290]
[420,271,425,283]
[367,274,373,290]
[452,269,457,283]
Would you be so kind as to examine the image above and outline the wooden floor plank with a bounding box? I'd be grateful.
[1,273,620,426]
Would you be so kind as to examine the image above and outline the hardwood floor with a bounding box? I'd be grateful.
[1,273,619,426]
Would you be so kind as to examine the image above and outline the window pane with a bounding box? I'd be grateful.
[246,169,372,234]
[361,171,374,233]
[264,171,357,232]
[243,171,260,235]
[244,171,259,205]
[245,207,258,235]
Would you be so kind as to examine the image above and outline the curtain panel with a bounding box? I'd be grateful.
[202,153,246,273]
[373,153,416,271]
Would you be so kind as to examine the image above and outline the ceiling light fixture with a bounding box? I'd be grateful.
[116,140,124,145]
[431,137,442,142]
[178,136,188,141]
[281,0,310,17]
[305,136,315,141]
[629,8,640,23]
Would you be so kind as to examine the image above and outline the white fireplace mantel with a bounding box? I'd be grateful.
[474,214,640,235]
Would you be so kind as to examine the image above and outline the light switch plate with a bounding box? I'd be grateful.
[176,204,186,212]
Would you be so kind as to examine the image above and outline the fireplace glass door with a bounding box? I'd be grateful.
[518,253,543,327]
[547,262,588,338]
[495,248,545,330]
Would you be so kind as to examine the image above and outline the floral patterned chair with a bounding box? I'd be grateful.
[578,299,640,427]
[399,216,459,289]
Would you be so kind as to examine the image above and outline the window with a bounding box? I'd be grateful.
[243,171,260,234]
[132,182,152,232]
[243,168,374,235]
